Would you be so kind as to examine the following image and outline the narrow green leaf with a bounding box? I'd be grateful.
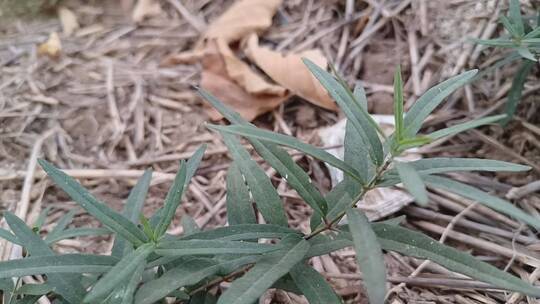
[211,124,363,183]
[13,295,41,304]
[226,162,257,225]
[153,145,205,238]
[135,257,219,304]
[38,159,148,246]
[272,274,303,294]
[107,262,145,304]
[425,175,540,229]
[517,46,537,61]
[148,209,163,232]
[221,133,288,226]
[473,52,522,80]
[474,38,518,47]
[197,88,246,125]
[84,243,155,303]
[140,216,154,240]
[153,161,187,238]
[395,162,429,206]
[428,115,505,139]
[0,277,14,292]
[309,225,540,296]
[392,158,531,175]
[346,209,387,304]
[181,215,201,236]
[185,145,207,186]
[523,37,540,43]
[396,136,432,151]
[500,15,521,38]
[343,120,371,191]
[0,254,117,278]
[393,65,404,142]
[503,60,535,125]
[182,224,299,241]
[32,206,52,231]
[380,215,407,226]
[200,88,327,217]
[290,263,342,304]
[508,0,524,36]
[169,290,190,301]
[524,26,540,38]
[251,140,328,216]
[353,84,368,110]
[0,227,21,245]
[306,233,347,256]
[123,169,153,223]
[217,235,310,304]
[44,209,76,243]
[373,224,540,297]
[4,212,86,303]
[330,64,383,140]
[311,183,357,232]
[327,189,355,223]
[45,227,111,244]
[155,240,280,256]
[215,255,261,276]
[15,283,52,295]
[304,59,384,165]
[403,70,477,137]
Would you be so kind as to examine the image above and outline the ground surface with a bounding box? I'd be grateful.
[1,0,540,303]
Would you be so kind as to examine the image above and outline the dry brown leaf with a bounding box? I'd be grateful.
[38,32,62,58]
[199,0,282,45]
[58,7,79,36]
[245,34,337,111]
[216,39,285,96]
[163,0,304,121]
[132,0,163,23]
[201,42,289,121]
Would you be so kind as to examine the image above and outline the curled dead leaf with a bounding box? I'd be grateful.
[201,42,289,121]
[58,7,79,36]
[38,32,62,58]
[216,39,285,96]
[199,0,282,46]
[245,34,337,111]
[165,0,336,121]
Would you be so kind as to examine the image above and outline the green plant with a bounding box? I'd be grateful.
[1,60,539,304]
[475,0,539,125]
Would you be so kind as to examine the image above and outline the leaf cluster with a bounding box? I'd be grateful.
[475,0,539,124]
[1,58,539,304]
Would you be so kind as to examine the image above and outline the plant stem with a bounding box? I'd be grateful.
[187,265,253,296]
[305,156,393,240]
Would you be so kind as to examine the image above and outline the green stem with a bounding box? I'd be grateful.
[305,156,393,240]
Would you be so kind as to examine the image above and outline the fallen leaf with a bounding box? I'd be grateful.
[58,7,79,36]
[201,42,289,121]
[132,0,162,23]
[38,32,62,58]
[164,0,336,121]
[245,34,337,111]
[199,0,282,46]
[216,39,285,96]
